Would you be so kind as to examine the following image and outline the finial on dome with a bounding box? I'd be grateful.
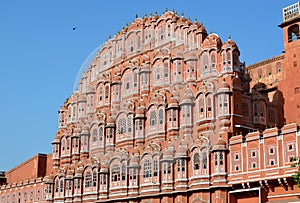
[155,11,158,15]
[165,7,168,12]
[126,22,129,27]
[136,13,138,18]
[195,17,197,22]
[108,34,111,39]
[150,12,153,16]
[188,16,190,20]
[210,29,212,34]
[172,8,175,13]
[228,35,231,40]
[182,11,184,16]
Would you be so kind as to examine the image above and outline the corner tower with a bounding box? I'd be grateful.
[279,2,300,124]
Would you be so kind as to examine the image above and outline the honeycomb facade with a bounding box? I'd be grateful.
[1,3,300,203]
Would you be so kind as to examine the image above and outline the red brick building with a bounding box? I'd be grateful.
[1,2,300,203]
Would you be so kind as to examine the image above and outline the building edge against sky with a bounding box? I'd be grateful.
[0,2,300,203]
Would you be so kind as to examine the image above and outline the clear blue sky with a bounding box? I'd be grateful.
[0,0,296,171]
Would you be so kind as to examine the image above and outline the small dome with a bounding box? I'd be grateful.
[222,39,239,52]
[213,137,227,151]
[203,33,222,49]
[216,137,226,146]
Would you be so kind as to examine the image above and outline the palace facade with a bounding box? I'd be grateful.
[1,2,300,203]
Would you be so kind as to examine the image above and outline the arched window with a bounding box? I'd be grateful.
[202,151,207,169]
[193,153,200,170]
[177,159,185,172]
[99,127,103,141]
[150,110,157,126]
[105,84,110,100]
[207,96,212,112]
[121,164,126,180]
[143,159,152,178]
[210,53,216,70]
[60,179,64,192]
[111,165,120,182]
[92,128,98,142]
[153,159,158,177]
[55,179,59,193]
[128,116,132,133]
[276,62,282,73]
[117,118,127,134]
[199,95,204,114]
[158,109,164,124]
[202,54,209,72]
[93,171,97,187]
[227,52,231,66]
[85,172,92,188]
[222,52,226,70]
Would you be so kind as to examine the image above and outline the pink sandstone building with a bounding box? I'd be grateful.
[1,2,300,203]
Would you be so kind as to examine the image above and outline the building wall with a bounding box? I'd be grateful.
[1,3,300,203]
[5,154,47,184]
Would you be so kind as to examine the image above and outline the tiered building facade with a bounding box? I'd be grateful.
[1,2,300,203]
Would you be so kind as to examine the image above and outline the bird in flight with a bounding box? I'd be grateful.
[72,27,77,31]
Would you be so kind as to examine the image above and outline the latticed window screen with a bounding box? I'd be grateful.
[111,165,120,182]
[144,160,152,178]
[158,109,164,124]
[150,110,157,126]
[118,118,127,134]
[194,153,200,170]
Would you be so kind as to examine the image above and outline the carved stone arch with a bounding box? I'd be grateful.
[115,110,128,119]
[152,56,163,65]
[208,47,217,53]
[152,151,162,160]
[199,49,209,58]
[141,151,152,160]
[83,163,93,171]
[109,156,121,165]
[190,145,200,153]
[126,30,136,39]
[121,66,132,77]
[156,17,166,27]
[147,102,156,111]
[99,46,108,55]
[195,90,205,99]
[90,122,99,129]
